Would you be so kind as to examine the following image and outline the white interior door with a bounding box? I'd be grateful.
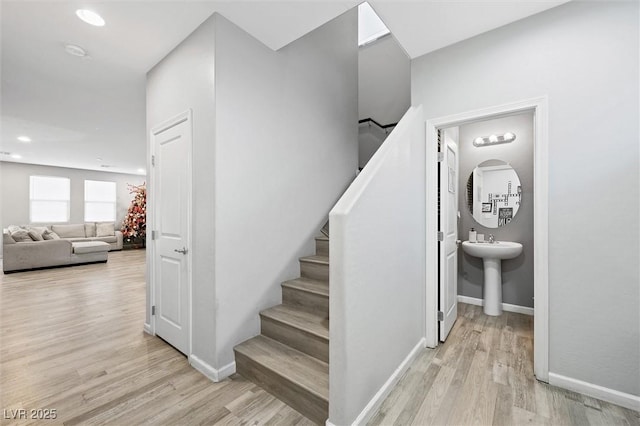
[439,128,459,341]
[152,112,191,355]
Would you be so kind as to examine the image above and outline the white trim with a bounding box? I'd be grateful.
[457,295,534,316]
[343,338,425,426]
[549,372,640,412]
[189,355,236,383]
[425,122,439,349]
[143,322,153,335]
[425,96,549,382]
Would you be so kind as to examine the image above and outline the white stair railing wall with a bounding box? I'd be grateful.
[328,105,427,425]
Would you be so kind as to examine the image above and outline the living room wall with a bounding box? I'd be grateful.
[0,161,145,231]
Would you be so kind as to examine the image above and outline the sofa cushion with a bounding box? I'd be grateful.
[3,232,16,245]
[96,222,115,237]
[28,230,44,241]
[42,230,61,240]
[85,223,97,237]
[91,236,117,244]
[72,241,110,254]
[11,229,33,242]
[52,224,86,238]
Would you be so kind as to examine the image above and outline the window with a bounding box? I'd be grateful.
[84,180,116,222]
[30,176,70,223]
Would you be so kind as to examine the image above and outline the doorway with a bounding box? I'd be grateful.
[425,97,549,382]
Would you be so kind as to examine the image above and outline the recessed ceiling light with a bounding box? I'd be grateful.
[17,135,31,143]
[76,9,105,27]
[11,154,22,159]
[65,43,88,58]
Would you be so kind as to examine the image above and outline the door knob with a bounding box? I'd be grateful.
[456,240,462,246]
[174,247,188,255]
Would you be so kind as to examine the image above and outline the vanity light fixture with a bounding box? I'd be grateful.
[76,9,105,27]
[473,132,516,147]
[17,135,31,143]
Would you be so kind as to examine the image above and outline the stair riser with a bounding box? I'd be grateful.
[315,239,329,257]
[235,351,328,424]
[282,287,329,316]
[300,261,329,282]
[261,316,328,363]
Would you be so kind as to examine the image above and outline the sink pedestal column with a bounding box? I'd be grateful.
[483,258,502,316]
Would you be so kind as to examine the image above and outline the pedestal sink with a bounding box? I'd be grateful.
[461,241,523,316]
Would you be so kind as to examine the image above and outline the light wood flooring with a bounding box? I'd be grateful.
[0,250,314,425]
[370,303,640,426]
[2,252,638,425]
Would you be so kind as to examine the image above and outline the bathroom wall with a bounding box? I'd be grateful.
[456,112,534,308]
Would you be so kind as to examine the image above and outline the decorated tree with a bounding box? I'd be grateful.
[121,183,146,241]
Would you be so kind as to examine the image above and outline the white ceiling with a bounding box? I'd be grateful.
[0,0,568,175]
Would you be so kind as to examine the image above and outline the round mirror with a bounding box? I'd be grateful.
[465,159,521,228]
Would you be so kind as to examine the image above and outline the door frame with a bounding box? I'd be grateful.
[424,96,549,382]
[147,109,194,359]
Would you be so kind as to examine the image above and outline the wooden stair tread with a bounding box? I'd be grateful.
[281,278,329,297]
[234,335,329,401]
[261,305,328,340]
[299,255,329,265]
[315,235,329,241]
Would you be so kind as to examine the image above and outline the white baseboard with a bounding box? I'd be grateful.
[328,338,426,426]
[189,354,236,383]
[143,322,153,335]
[549,372,640,412]
[458,295,534,316]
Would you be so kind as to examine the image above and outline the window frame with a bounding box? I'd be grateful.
[29,175,71,223]
[84,180,117,222]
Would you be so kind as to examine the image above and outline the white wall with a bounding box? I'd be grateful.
[412,1,639,397]
[358,36,410,167]
[458,113,534,308]
[146,16,217,364]
[213,10,358,370]
[329,106,424,425]
[358,36,410,124]
[0,161,144,229]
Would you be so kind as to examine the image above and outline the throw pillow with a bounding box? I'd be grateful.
[42,230,61,240]
[85,223,96,237]
[3,232,16,245]
[28,230,44,241]
[26,226,48,238]
[96,222,115,237]
[7,225,22,234]
[10,229,33,242]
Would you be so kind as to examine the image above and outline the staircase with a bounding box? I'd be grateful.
[234,234,330,424]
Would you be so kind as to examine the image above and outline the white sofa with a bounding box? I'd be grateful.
[3,222,123,273]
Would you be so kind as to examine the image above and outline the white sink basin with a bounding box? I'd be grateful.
[461,241,522,260]
[461,240,523,316]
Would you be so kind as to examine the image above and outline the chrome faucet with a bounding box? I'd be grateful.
[488,234,495,243]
